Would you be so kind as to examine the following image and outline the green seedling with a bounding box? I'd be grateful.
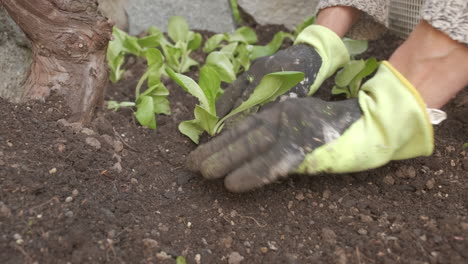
[342,38,369,58]
[107,27,146,83]
[107,49,170,129]
[168,66,304,143]
[176,256,187,264]
[229,0,243,24]
[158,16,202,73]
[463,143,468,149]
[331,57,379,98]
[203,26,293,75]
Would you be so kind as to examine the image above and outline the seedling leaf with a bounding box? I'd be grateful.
[135,96,157,129]
[203,34,228,53]
[343,38,368,57]
[250,31,294,60]
[216,71,304,132]
[229,26,258,44]
[205,52,236,83]
[168,16,190,43]
[166,68,210,110]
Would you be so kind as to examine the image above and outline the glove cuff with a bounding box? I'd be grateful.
[297,61,434,174]
[294,25,350,95]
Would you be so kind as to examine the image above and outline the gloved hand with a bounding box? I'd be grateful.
[187,61,434,192]
[216,25,350,119]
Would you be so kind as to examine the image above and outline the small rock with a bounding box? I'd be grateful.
[295,192,305,201]
[357,228,368,235]
[228,252,244,264]
[0,160,5,166]
[425,178,435,190]
[13,234,22,240]
[72,189,79,197]
[65,211,74,218]
[142,238,159,248]
[396,166,416,178]
[260,247,268,254]
[101,134,114,146]
[81,128,95,136]
[108,230,116,238]
[158,223,169,232]
[322,189,331,199]
[220,236,233,248]
[111,162,122,173]
[65,196,73,203]
[0,202,12,217]
[359,214,373,223]
[267,241,278,251]
[461,222,468,231]
[113,140,124,152]
[321,227,337,244]
[49,167,57,174]
[57,143,66,153]
[156,251,172,260]
[383,175,395,185]
[243,241,252,248]
[130,178,138,184]
[334,247,347,264]
[194,254,201,264]
[85,137,101,150]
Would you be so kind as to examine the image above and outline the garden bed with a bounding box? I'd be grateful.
[1,26,467,263]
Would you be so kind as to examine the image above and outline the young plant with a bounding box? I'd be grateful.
[107,27,146,83]
[342,38,369,58]
[156,16,202,73]
[203,26,293,74]
[229,0,243,24]
[331,57,379,98]
[167,66,304,143]
[331,37,375,98]
[108,49,170,129]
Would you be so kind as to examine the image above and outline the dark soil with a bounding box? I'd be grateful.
[1,26,467,264]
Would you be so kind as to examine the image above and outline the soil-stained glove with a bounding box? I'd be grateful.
[216,25,350,118]
[187,61,434,192]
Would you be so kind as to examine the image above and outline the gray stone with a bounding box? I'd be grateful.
[0,7,31,103]
[238,0,320,31]
[228,252,244,264]
[85,137,102,150]
[127,0,236,35]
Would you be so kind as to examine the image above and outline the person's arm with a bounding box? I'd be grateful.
[315,6,361,38]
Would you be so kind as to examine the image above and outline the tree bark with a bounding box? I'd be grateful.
[1,0,112,123]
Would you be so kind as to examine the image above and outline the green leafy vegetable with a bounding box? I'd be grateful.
[214,71,304,133]
[342,38,369,58]
[229,0,243,24]
[107,27,145,83]
[162,16,202,73]
[168,64,304,143]
[176,256,187,264]
[250,31,294,60]
[108,49,170,129]
[332,58,379,98]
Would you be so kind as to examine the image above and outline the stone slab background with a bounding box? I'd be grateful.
[126,0,236,35]
[238,0,320,30]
